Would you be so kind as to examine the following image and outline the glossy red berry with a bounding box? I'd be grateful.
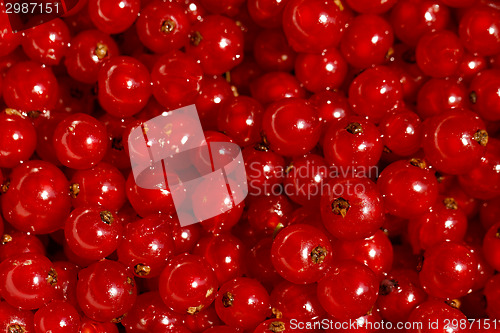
[294,48,348,92]
[333,230,393,279]
[247,237,283,290]
[271,281,326,321]
[416,30,464,78]
[406,301,469,333]
[247,0,289,28]
[0,253,58,310]
[98,56,152,118]
[482,222,500,271]
[65,29,120,84]
[69,162,126,211]
[322,117,383,171]
[53,113,108,169]
[422,110,488,175]
[76,260,137,322]
[159,254,218,315]
[346,0,397,13]
[484,274,500,320]
[459,6,500,57]
[458,138,500,200]
[193,233,246,285]
[136,0,190,54]
[250,71,305,105]
[199,0,245,16]
[390,0,451,47]
[317,260,378,320]
[377,159,439,219]
[282,0,352,53]
[34,300,80,333]
[195,75,234,130]
[51,261,79,307]
[340,14,394,69]
[408,197,468,253]
[348,66,403,123]
[0,10,21,57]
[376,269,427,323]
[321,176,385,240]
[1,160,71,234]
[416,78,468,119]
[186,15,244,74]
[379,109,422,157]
[118,215,175,278]
[22,19,70,66]
[262,98,321,157]
[88,0,140,34]
[247,194,293,234]
[253,29,296,72]
[271,224,333,284]
[215,277,270,329]
[0,301,35,333]
[469,69,500,122]
[121,291,184,332]
[3,61,59,111]
[0,109,37,168]
[65,207,123,261]
[419,242,477,299]
[151,51,203,109]
[0,231,46,262]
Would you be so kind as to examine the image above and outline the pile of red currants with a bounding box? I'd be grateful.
[0,0,500,332]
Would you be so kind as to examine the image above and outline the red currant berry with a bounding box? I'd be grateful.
[0,109,37,168]
[416,30,464,78]
[98,56,152,118]
[186,15,244,75]
[215,277,270,329]
[377,159,439,219]
[247,237,283,290]
[317,260,378,320]
[0,301,35,333]
[340,14,394,69]
[34,300,80,333]
[51,261,79,306]
[282,0,352,53]
[0,10,21,57]
[65,29,120,84]
[271,281,326,321]
[406,301,469,333]
[333,230,393,279]
[0,231,46,262]
[79,317,119,333]
[159,254,218,315]
[469,69,500,121]
[416,78,468,119]
[377,269,427,323]
[77,260,137,322]
[136,1,190,54]
[88,0,140,34]
[151,51,203,109]
[348,66,403,123]
[247,194,293,234]
[195,75,234,130]
[482,222,500,271]
[419,242,477,299]
[484,274,500,319]
[379,109,422,157]
[118,215,175,278]
[295,48,348,92]
[459,6,500,57]
[3,61,59,111]
[253,29,296,72]
[22,19,70,66]
[65,207,123,261]
[284,154,329,206]
[0,253,58,310]
[262,98,321,157]
[53,113,108,169]
[322,117,383,171]
[346,0,397,13]
[250,71,305,105]
[193,233,245,285]
[271,224,333,284]
[457,53,487,84]
[422,110,488,175]
[69,162,126,211]
[1,160,71,234]
[247,0,289,28]
[480,198,500,231]
[390,0,451,47]
[321,176,385,240]
[408,197,468,253]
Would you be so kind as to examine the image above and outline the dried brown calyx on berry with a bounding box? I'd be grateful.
[332,197,350,218]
